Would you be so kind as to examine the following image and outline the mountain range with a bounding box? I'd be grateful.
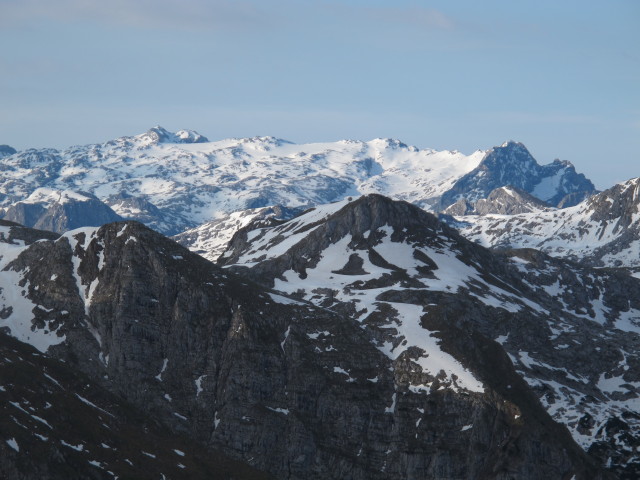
[0,127,594,236]
[0,127,638,479]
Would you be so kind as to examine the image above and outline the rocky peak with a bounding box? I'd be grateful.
[218,193,640,477]
[139,126,209,145]
[479,141,539,177]
[474,186,553,215]
[2,188,122,233]
[443,186,553,216]
[220,194,448,275]
[0,145,17,158]
[440,142,596,209]
[587,177,640,225]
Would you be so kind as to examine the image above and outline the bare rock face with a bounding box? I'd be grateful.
[0,145,17,158]
[440,142,596,209]
[0,216,606,479]
[3,190,122,233]
[474,186,552,215]
[0,333,272,480]
[443,186,553,216]
[220,194,640,478]
[454,177,640,268]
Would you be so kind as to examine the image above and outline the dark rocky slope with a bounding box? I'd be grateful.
[0,217,606,479]
[0,333,272,480]
[220,194,640,478]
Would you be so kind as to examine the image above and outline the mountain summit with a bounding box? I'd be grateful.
[139,126,209,144]
[440,141,596,209]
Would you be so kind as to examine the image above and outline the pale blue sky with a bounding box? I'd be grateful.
[1,0,638,189]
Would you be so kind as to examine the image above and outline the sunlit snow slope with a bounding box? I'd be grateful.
[457,177,640,268]
[0,127,592,235]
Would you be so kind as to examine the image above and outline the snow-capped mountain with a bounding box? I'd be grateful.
[455,177,640,268]
[439,141,596,209]
[173,204,304,262]
[2,127,637,479]
[0,127,593,235]
[0,215,604,479]
[443,186,554,216]
[219,194,640,477]
[1,188,122,233]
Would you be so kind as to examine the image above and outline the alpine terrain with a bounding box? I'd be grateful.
[0,127,638,479]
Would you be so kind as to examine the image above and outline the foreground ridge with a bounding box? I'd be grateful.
[0,213,608,478]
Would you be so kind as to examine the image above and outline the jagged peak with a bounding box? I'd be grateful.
[138,126,209,145]
[490,140,531,156]
[368,137,414,151]
[236,136,294,148]
[550,158,575,168]
[0,144,17,157]
[499,140,524,148]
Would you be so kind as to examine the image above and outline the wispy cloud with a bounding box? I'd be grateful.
[0,0,268,30]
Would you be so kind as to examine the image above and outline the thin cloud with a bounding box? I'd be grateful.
[0,0,267,30]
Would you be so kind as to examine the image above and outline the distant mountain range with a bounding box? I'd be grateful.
[1,127,638,478]
[0,127,594,236]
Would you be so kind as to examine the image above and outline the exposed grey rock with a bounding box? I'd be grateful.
[2,191,122,233]
[442,197,474,216]
[474,186,552,215]
[220,194,640,477]
[0,145,17,158]
[0,332,272,480]
[440,142,596,209]
[455,177,640,268]
[443,186,553,216]
[0,217,606,479]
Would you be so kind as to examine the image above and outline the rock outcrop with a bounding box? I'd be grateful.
[2,189,122,233]
[220,194,640,477]
[455,177,640,268]
[440,141,596,209]
[0,214,608,479]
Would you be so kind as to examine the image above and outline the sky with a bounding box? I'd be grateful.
[1,0,638,189]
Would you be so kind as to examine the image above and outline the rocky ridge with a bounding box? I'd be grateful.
[454,177,640,268]
[443,186,554,216]
[2,188,122,234]
[0,214,607,479]
[439,141,596,209]
[219,194,640,478]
